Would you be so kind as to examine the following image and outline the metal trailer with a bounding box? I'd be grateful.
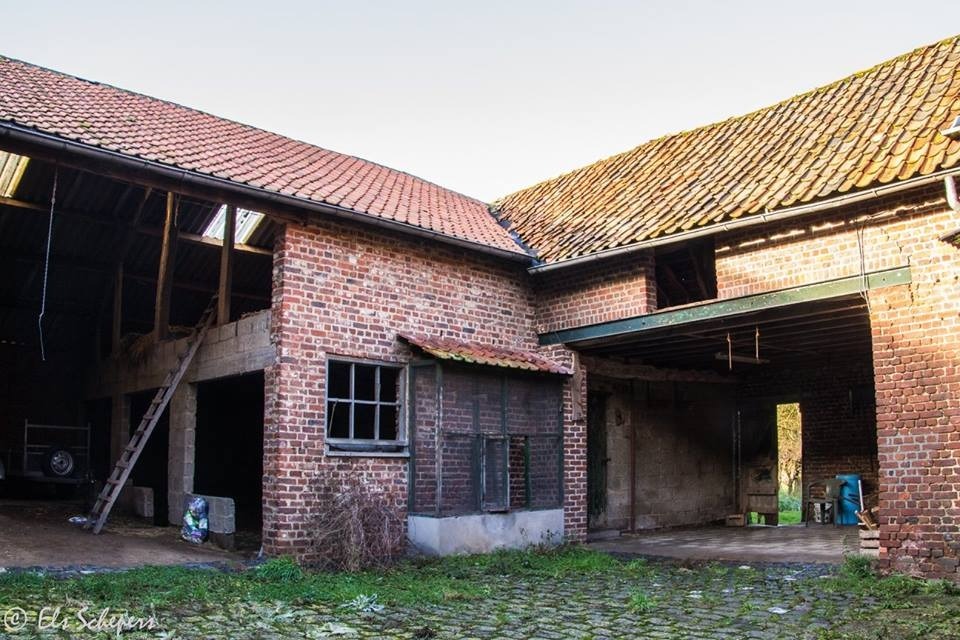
[0,420,91,484]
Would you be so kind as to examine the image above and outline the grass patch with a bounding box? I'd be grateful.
[0,546,623,613]
[823,555,960,607]
[779,510,802,525]
[627,589,655,613]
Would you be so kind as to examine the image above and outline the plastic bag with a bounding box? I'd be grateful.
[181,496,209,544]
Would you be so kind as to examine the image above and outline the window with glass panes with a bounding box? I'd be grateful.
[326,360,403,450]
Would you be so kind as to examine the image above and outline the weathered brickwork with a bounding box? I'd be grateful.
[738,362,879,508]
[544,346,587,541]
[260,183,958,578]
[714,187,944,299]
[534,253,655,334]
[869,246,960,579]
[263,219,585,561]
[715,189,960,579]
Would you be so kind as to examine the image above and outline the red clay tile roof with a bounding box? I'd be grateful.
[496,35,960,264]
[0,56,527,256]
[399,334,572,375]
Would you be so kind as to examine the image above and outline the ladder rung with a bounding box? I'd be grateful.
[88,294,215,535]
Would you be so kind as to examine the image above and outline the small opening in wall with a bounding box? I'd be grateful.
[654,238,717,309]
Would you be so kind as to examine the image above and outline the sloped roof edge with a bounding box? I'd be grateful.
[399,333,572,375]
[0,55,531,259]
[498,34,960,267]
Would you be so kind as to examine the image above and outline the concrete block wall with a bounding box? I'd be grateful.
[86,309,274,399]
[167,383,197,525]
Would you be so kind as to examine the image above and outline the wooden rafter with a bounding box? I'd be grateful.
[4,251,269,302]
[153,193,179,340]
[217,205,235,325]
[658,262,690,305]
[0,195,272,256]
[686,247,712,300]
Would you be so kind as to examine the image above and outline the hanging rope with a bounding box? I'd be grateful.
[38,167,58,361]
[856,223,871,314]
[755,326,760,362]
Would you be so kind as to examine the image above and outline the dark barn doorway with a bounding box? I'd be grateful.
[83,397,113,485]
[129,389,169,526]
[195,372,264,543]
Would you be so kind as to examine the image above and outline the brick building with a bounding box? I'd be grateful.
[0,36,959,576]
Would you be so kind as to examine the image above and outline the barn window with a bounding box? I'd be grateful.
[326,359,404,454]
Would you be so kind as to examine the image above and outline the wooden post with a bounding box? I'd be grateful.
[154,192,179,340]
[217,205,236,325]
[111,263,123,353]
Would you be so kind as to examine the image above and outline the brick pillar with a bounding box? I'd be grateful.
[262,224,326,559]
[565,351,588,541]
[167,382,197,525]
[870,250,960,579]
[540,346,588,542]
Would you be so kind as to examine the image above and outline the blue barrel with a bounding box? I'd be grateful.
[835,474,862,525]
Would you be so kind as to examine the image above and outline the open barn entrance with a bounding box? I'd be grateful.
[0,151,275,563]
[574,275,892,562]
[196,372,265,550]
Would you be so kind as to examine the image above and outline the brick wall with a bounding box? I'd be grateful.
[534,253,655,334]
[263,218,584,561]
[714,187,944,299]
[714,188,960,578]
[738,362,879,508]
[869,243,960,578]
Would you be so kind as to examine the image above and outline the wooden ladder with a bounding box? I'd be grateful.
[86,296,218,534]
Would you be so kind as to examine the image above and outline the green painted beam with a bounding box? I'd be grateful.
[539,266,911,346]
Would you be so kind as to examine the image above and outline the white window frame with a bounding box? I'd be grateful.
[325,357,406,454]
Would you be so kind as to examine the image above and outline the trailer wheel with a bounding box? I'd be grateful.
[43,446,76,478]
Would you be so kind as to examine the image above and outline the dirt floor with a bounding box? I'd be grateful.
[589,524,858,563]
[0,500,243,569]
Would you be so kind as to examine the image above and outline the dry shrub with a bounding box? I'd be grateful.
[310,474,405,571]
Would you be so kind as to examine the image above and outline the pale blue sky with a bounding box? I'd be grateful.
[2,1,956,201]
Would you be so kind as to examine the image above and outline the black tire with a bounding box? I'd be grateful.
[43,445,76,478]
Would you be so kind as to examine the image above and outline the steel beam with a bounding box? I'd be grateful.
[540,267,910,346]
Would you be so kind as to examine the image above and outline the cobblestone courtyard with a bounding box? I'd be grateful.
[2,553,959,639]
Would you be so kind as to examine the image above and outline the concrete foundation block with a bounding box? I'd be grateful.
[131,486,154,519]
[408,509,564,556]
